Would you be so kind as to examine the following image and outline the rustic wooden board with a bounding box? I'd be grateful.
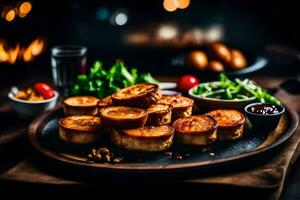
[0,103,30,145]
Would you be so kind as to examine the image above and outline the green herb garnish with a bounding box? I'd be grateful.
[71,60,159,98]
[192,73,281,105]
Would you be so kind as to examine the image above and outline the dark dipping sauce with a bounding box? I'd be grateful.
[247,104,281,115]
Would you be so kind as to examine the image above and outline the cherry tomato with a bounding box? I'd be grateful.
[34,82,55,99]
[177,75,200,93]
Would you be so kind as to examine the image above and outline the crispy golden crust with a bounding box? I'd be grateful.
[58,115,103,144]
[157,95,193,120]
[146,103,172,126]
[175,129,217,145]
[147,103,171,114]
[173,115,217,134]
[110,125,174,152]
[157,95,194,110]
[64,96,99,107]
[99,106,148,128]
[205,110,245,129]
[63,96,100,116]
[172,106,193,121]
[123,125,174,138]
[98,96,113,109]
[111,84,161,108]
[173,115,218,145]
[59,115,101,131]
[205,109,245,141]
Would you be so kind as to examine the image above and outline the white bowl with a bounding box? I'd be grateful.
[8,91,59,118]
[188,82,257,112]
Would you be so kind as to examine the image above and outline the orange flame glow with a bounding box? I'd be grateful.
[0,38,45,64]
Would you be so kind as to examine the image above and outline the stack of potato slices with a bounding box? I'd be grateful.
[58,83,246,152]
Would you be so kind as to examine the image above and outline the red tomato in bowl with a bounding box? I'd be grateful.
[34,82,55,99]
[177,75,200,93]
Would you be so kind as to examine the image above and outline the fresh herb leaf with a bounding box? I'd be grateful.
[192,73,281,105]
[70,60,159,98]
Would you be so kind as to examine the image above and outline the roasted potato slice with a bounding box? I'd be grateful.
[98,96,113,109]
[146,103,172,126]
[205,109,245,141]
[99,106,148,128]
[63,96,100,116]
[173,115,217,146]
[58,115,103,144]
[110,125,174,152]
[157,95,193,121]
[111,83,161,108]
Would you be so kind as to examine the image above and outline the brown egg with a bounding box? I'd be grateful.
[185,50,208,70]
[207,60,225,72]
[228,49,247,69]
[210,43,231,63]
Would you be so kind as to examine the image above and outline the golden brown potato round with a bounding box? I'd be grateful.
[185,50,208,70]
[210,43,231,63]
[228,49,247,69]
[207,60,224,72]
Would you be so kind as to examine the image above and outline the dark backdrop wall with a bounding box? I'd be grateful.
[0,0,299,87]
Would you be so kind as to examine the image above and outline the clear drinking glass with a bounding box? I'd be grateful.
[51,45,87,97]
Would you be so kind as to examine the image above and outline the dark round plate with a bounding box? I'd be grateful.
[28,107,298,174]
[227,56,267,76]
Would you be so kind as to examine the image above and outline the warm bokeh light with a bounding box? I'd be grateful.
[5,9,16,22]
[205,26,223,42]
[124,32,150,46]
[0,38,45,64]
[182,28,204,45]
[124,24,221,47]
[163,0,190,12]
[191,29,204,42]
[163,0,178,12]
[18,12,27,18]
[1,2,32,21]
[115,12,128,26]
[0,43,20,64]
[177,0,190,9]
[19,2,32,15]
[157,25,178,40]
[23,38,45,62]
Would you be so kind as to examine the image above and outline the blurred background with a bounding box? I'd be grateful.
[1,0,300,88]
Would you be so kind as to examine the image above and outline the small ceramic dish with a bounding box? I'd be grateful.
[244,102,285,132]
[8,87,59,118]
[188,83,256,111]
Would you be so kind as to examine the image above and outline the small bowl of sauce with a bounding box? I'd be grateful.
[244,103,285,132]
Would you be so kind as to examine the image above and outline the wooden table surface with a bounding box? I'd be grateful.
[0,76,299,199]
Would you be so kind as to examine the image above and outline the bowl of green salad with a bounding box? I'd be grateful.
[188,73,281,112]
